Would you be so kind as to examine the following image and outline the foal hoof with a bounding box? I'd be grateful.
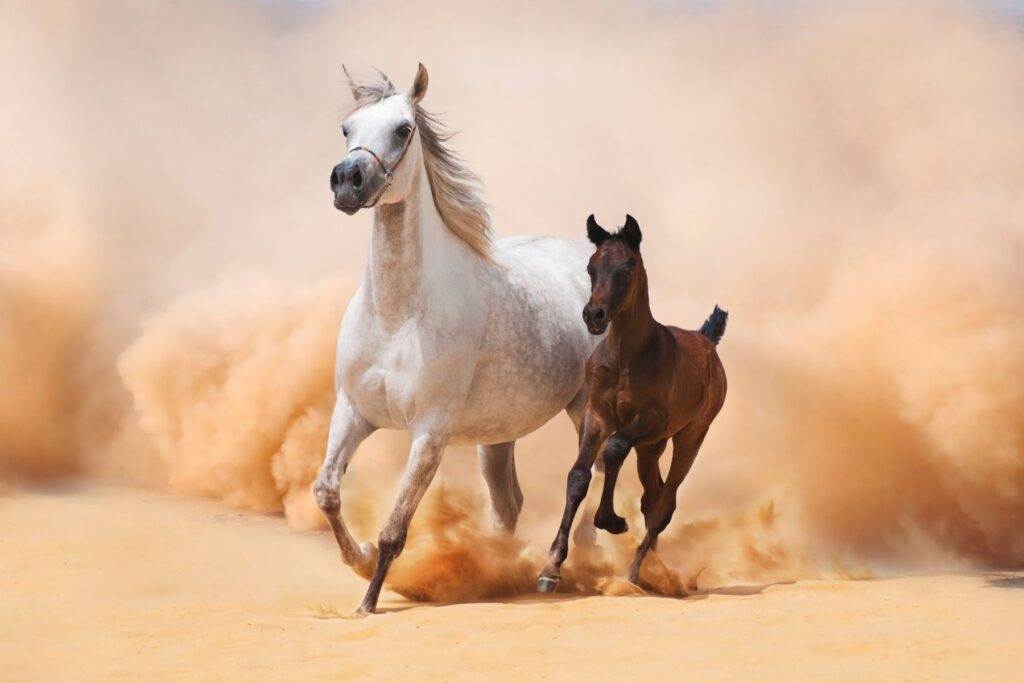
[595,513,629,535]
[537,575,559,593]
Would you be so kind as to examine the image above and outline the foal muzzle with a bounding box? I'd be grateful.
[583,303,609,335]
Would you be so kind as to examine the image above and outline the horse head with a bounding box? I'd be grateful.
[331,64,428,214]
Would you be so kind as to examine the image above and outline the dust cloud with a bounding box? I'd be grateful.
[1,0,1022,599]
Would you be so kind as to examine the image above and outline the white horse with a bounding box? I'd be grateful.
[315,64,598,614]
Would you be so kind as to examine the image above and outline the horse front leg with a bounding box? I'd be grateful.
[356,428,449,615]
[537,415,606,592]
[594,414,657,535]
[593,432,634,535]
[313,391,376,578]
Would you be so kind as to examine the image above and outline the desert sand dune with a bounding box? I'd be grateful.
[3,487,1021,683]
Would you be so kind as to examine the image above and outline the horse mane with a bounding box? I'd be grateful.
[346,72,494,260]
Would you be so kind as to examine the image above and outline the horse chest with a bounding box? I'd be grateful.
[338,315,478,429]
[592,368,638,427]
[338,323,428,428]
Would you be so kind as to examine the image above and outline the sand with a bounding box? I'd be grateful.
[2,486,1021,683]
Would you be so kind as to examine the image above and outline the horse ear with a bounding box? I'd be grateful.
[587,214,611,247]
[409,63,429,104]
[621,214,642,251]
[342,64,359,100]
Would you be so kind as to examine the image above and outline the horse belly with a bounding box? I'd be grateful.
[447,386,574,446]
[444,237,596,445]
[447,323,591,445]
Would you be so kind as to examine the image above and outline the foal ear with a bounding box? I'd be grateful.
[409,63,429,104]
[587,214,611,247]
[621,214,642,251]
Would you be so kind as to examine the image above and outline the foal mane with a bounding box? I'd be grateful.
[346,72,494,260]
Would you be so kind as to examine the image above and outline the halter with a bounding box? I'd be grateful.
[348,123,418,209]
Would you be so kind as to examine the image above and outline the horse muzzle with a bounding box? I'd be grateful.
[330,156,384,214]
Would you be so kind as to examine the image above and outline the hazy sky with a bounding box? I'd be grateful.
[265,0,1024,22]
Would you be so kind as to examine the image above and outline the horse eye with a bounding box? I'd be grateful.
[395,123,412,138]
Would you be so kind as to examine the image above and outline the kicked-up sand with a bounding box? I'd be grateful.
[2,486,1022,683]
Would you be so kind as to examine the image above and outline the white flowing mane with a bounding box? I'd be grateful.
[347,72,494,259]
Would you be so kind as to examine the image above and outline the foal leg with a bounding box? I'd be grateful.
[356,429,449,615]
[537,416,606,592]
[636,440,668,535]
[594,415,657,534]
[564,386,588,435]
[626,427,708,585]
[313,391,376,577]
[564,387,601,546]
[593,432,634,534]
[478,441,523,533]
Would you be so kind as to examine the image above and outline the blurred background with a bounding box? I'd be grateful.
[2,0,1023,592]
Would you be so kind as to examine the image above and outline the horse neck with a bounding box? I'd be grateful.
[608,266,656,362]
[362,157,480,329]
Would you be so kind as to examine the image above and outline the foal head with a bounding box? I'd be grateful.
[583,214,645,335]
[330,64,429,214]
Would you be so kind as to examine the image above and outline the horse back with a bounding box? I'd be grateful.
[667,325,728,422]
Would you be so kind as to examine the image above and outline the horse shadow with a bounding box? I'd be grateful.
[984,573,1024,589]
[687,581,797,599]
[373,579,798,615]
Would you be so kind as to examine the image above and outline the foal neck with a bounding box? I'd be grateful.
[608,265,656,362]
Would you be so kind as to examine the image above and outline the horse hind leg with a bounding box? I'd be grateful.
[636,440,668,545]
[478,441,523,533]
[626,427,707,585]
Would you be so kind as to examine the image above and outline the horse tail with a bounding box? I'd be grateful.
[698,305,728,345]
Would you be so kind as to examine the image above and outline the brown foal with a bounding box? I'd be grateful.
[538,214,728,592]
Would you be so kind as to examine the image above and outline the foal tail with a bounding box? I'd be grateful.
[698,305,728,345]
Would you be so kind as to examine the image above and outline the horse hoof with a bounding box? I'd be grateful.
[537,576,559,593]
[595,514,629,535]
[353,542,378,580]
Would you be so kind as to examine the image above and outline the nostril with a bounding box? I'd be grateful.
[331,166,343,190]
[351,168,362,189]
[593,307,606,320]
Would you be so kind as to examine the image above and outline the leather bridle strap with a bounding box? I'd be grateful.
[348,124,418,209]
